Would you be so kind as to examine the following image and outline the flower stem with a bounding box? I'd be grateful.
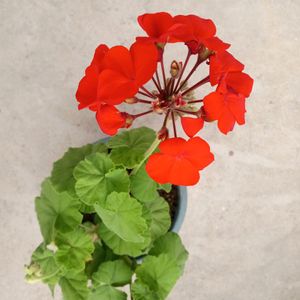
[137,90,155,99]
[152,76,162,93]
[136,98,152,104]
[132,110,153,119]
[140,86,156,99]
[182,75,209,96]
[175,59,203,94]
[171,111,177,137]
[188,99,203,104]
[173,50,191,93]
[160,56,167,89]
[155,70,162,90]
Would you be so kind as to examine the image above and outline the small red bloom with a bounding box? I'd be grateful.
[137,12,182,44]
[96,104,127,136]
[146,137,214,185]
[181,116,204,137]
[172,15,229,54]
[98,42,158,105]
[209,51,244,86]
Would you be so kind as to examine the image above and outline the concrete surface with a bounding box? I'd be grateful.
[1,1,299,299]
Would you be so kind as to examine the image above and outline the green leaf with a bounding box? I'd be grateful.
[51,143,107,195]
[35,179,82,243]
[59,272,89,300]
[95,192,148,243]
[130,164,159,203]
[92,259,133,287]
[158,183,172,193]
[55,228,94,272]
[131,280,160,300]
[143,197,171,240]
[74,153,129,205]
[134,254,182,299]
[149,232,188,269]
[26,244,61,285]
[107,127,156,168]
[99,223,151,257]
[89,285,126,300]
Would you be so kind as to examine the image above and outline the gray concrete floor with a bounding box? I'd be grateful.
[1,1,300,299]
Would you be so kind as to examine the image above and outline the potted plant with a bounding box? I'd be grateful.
[25,12,253,300]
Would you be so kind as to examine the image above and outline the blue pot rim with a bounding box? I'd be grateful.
[98,137,187,233]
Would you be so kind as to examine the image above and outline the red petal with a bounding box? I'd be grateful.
[184,137,214,170]
[227,93,246,125]
[181,117,204,137]
[226,72,254,97]
[158,137,186,155]
[173,15,216,42]
[130,42,158,86]
[217,107,236,134]
[76,65,99,110]
[204,37,230,52]
[210,51,244,85]
[203,91,225,120]
[103,46,135,79]
[98,69,137,105]
[145,153,200,186]
[137,12,174,41]
[90,44,109,71]
[96,105,126,135]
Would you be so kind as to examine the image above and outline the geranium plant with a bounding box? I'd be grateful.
[26,12,253,300]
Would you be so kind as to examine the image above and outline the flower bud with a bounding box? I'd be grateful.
[170,60,182,78]
[198,45,213,63]
[125,97,138,104]
[157,127,169,141]
[122,113,134,128]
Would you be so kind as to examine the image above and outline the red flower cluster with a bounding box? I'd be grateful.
[76,12,254,186]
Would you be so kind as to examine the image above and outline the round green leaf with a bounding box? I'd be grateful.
[74,153,130,205]
[95,192,148,243]
[107,127,156,168]
[99,223,151,257]
[35,179,82,243]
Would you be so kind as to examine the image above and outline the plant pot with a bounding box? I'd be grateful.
[100,137,187,233]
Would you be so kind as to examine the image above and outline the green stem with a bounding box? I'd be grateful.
[131,137,161,175]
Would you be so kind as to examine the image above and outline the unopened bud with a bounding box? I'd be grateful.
[122,113,134,128]
[198,45,213,63]
[125,97,138,104]
[170,60,182,78]
[151,100,164,114]
[157,127,169,141]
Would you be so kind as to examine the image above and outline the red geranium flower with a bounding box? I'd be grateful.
[146,137,214,185]
[172,15,230,54]
[203,72,253,134]
[137,12,183,44]
[98,42,158,105]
